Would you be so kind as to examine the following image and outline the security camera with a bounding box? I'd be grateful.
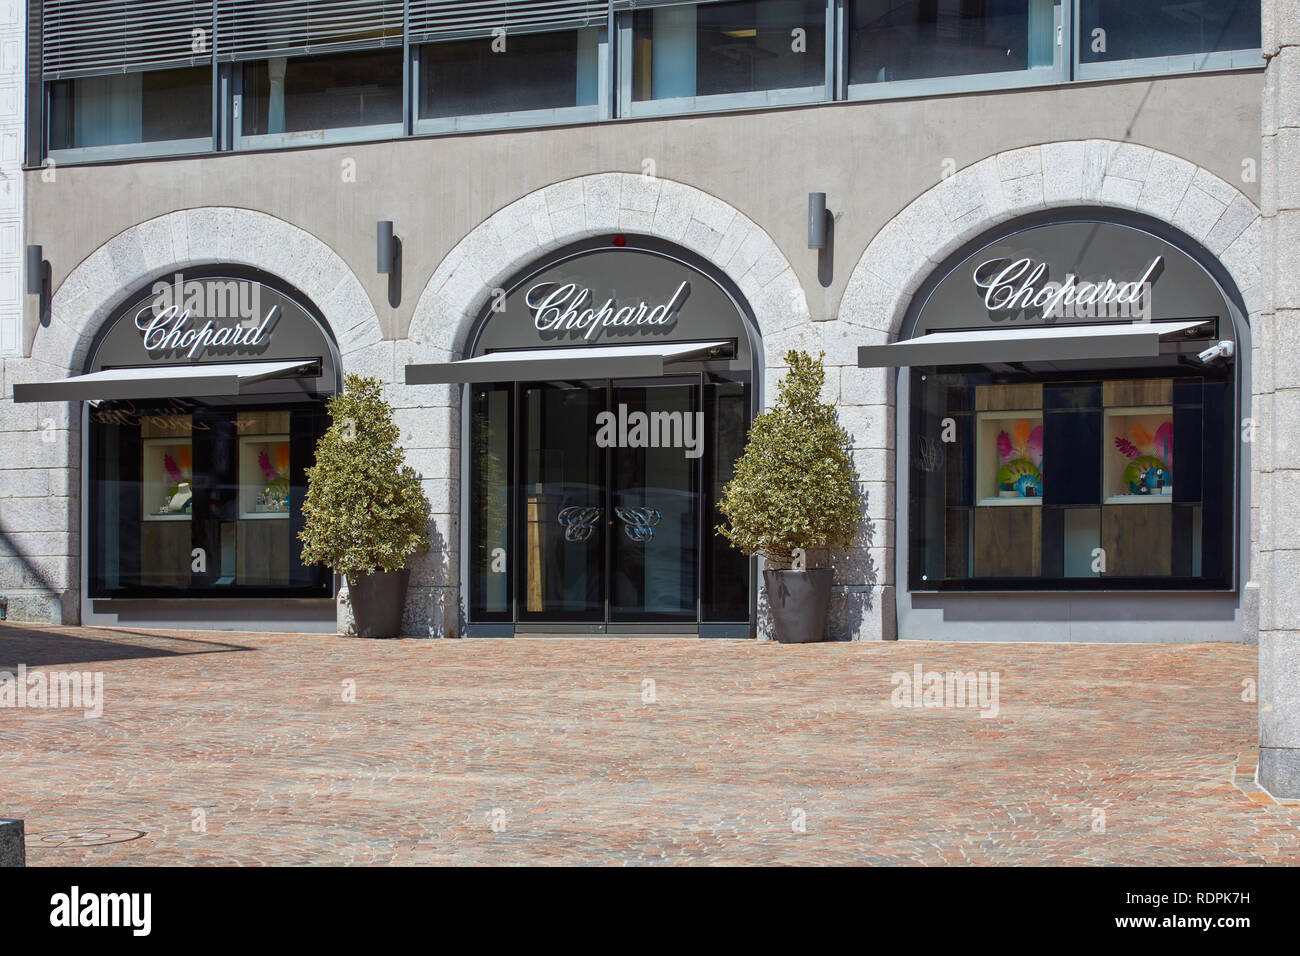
[1197,340,1234,365]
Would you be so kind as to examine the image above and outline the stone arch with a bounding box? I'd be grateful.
[31,207,383,373]
[840,139,1263,342]
[405,172,808,364]
[841,139,1262,642]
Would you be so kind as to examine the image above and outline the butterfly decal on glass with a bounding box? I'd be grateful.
[556,506,603,542]
[615,507,662,543]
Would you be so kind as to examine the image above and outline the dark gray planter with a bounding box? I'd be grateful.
[347,568,410,638]
[763,568,834,643]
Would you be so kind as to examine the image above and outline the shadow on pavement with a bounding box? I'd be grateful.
[0,623,252,670]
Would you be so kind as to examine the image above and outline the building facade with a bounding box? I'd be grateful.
[0,0,1274,648]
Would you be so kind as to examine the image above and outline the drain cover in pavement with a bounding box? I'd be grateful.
[33,828,147,848]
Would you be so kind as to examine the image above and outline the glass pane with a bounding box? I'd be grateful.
[48,67,211,150]
[470,385,512,618]
[419,28,600,119]
[609,383,700,621]
[242,49,403,135]
[632,0,826,101]
[848,0,1056,86]
[703,378,750,621]
[87,401,329,597]
[235,411,293,587]
[520,385,605,620]
[910,366,1233,590]
[1080,0,1260,63]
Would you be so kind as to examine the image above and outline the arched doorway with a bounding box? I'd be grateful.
[406,235,762,636]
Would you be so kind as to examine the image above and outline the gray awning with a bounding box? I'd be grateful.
[13,359,320,403]
[406,340,733,385]
[857,320,1215,368]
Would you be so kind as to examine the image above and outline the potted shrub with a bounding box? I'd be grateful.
[300,374,431,638]
[716,350,862,643]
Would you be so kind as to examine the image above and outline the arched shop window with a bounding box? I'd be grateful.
[18,269,342,600]
[860,214,1246,592]
[405,236,761,636]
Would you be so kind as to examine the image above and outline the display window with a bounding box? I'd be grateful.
[88,401,332,598]
[909,367,1232,590]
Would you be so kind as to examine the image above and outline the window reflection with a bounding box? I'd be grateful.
[88,401,330,597]
[632,0,826,101]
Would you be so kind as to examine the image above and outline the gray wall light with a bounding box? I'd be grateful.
[808,194,835,288]
[808,193,829,250]
[26,245,51,325]
[376,221,402,308]
[25,244,43,295]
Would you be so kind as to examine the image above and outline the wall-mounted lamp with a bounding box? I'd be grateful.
[808,193,834,288]
[26,245,51,325]
[808,193,830,250]
[377,221,402,308]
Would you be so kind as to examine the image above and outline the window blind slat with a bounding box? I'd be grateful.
[215,1,404,61]
[608,1,731,9]
[408,1,609,43]
[43,1,214,79]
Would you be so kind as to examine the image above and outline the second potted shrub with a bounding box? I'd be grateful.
[716,350,862,643]
[299,375,431,638]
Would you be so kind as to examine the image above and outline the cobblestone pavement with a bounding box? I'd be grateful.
[1,623,1295,866]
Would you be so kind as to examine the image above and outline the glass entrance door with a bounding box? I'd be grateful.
[469,374,750,629]
[516,378,699,623]
[609,380,700,622]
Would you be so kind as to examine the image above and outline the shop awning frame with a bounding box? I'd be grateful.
[405,340,735,385]
[12,359,322,404]
[857,320,1217,369]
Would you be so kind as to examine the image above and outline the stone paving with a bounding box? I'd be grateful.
[0,622,1296,866]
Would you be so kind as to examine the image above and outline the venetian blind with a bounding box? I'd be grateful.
[608,1,733,9]
[42,0,215,80]
[407,1,610,43]
[214,1,405,61]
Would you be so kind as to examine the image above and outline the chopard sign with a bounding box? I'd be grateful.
[130,276,280,360]
[973,256,1164,321]
[134,303,280,359]
[525,280,691,342]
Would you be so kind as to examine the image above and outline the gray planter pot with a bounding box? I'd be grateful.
[347,568,410,638]
[763,568,834,643]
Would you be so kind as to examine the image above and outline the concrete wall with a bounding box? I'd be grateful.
[1259,2,1300,797]
[0,67,1266,637]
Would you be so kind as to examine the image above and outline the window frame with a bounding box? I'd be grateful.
[411,24,610,137]
[842,0,1070,105]
[904,361,1238,593]
[1072,0,1264,82]
[30,1,1268,166]
[230,50,407,152]
[43,66,218,166]
[616,2,835,121]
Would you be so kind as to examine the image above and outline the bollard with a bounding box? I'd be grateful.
[0,819,25,866]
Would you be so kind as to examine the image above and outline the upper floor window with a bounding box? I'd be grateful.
[416,27,602,129]
[625,0,828,112]
[848,0,1060,94]
[239,49,404,145]
[1078,0,1262,76]
[48,67,212,155]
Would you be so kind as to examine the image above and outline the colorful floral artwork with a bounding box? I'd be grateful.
[256,446,291,512]
[1114,419,1173,495]
[995,420,1043,498]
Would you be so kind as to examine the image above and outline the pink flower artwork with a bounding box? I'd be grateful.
[163,454,182,484]
[258,451,278,482]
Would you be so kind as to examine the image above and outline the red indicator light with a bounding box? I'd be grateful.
[612,235,627,247]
